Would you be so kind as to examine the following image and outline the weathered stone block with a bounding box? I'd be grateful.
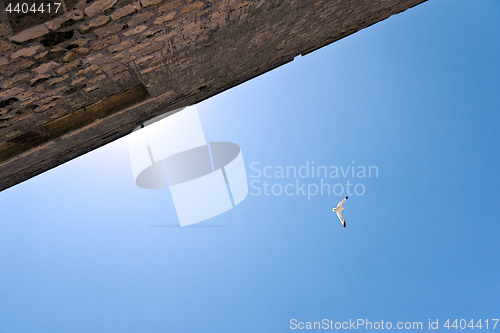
[17,91,35,100]
[34,102,57,113]
[30,75,51,87]
[71,77,86,85]
[55,60,82,75]
[76,64,99,75]
[47,75,70,86]
[88,74,107,85]
[231,1,250,11]
[0,87,24,100]
[127,12,154,27]
[67,39,92,48]
[45,10,85,31]
[9,25,49,44]
[0,57,10,67]
[101,62,120,72]
[94,22,124,38]
[1,74,30,89]
[18,96,39,107]
[11,45,42,59]
[40,96,59,105]
[110,2,141,20]
[158,0,182,13]
[154,32,176,43]
[109,40,135,53]
[140,28,162,39]
[182,1,204,14]
[128,41,151,54]
[63,48,90,62]
[33,61,59,75]
[84,84,101,93]
[136,55,153,65]
[140,0,162,8]
[33,85,45,93]
[103,54,125,63]
[154,12,176,25]
[139,64,161,75]
[83,52,105,64]
[112,66,128,75]
[46,86,66,97]
[91,36,121,51]
[121,55,137,63]
[84,0,118,17]
[34,48,67,64]
[141,43,163,56]
[123,25,147,36]
[0,40,16,54]
[77,15,110,34]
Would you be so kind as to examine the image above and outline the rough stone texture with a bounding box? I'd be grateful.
[45,10,85,31]
[1,73,29,89]
[77,15,110,34]
[10,45,42,59]
[127,12,154,26]
[32,61,59,75]
[140,0,162,9]
[91,35,120,51]
[153,12,176,25]
[110,2,141,20]
[55,59,82,75]
[84,0,119,18]
[94,22,124,38]
[0,0,427,191]
[9,25,49,43]
[123,25,147,36]
[62,47,90,62]
[109,40,135,53]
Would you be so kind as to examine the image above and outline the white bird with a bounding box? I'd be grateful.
[333,196,348,228]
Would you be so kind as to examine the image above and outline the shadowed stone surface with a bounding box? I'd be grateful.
[0,0,427,191]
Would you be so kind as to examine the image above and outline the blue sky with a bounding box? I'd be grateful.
[1,0,499,332]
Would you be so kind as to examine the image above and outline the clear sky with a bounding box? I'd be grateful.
[1,0,499,332]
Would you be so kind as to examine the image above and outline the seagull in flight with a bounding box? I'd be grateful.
[333,196,348,228]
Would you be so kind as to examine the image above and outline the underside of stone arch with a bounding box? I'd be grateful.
[0,0,426,191]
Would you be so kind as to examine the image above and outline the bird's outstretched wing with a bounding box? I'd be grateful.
[336,196,348,208]
[336,211,346,228]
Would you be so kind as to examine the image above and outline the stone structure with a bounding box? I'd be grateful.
[0,0,426,191]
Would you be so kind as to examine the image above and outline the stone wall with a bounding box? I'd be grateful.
[0,0,427,191]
